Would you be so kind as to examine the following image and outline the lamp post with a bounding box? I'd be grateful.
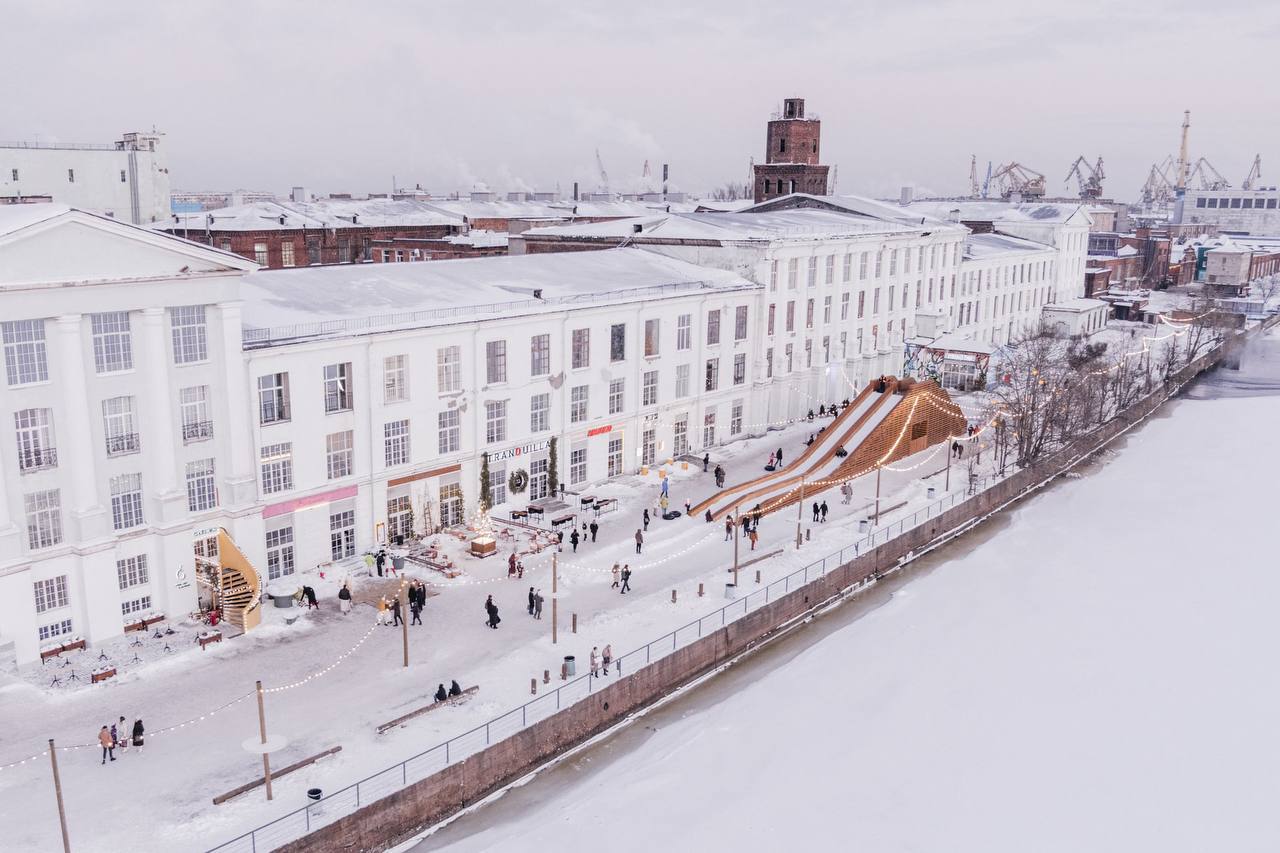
[48,739,70,853]
[795,478,805,549]
[255,680,273,801]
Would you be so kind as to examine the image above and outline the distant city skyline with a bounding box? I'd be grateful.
[3,0,1276,201]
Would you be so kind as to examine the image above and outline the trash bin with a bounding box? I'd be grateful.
[564,655,576,677]
[859,519,869,533]
[725,583,737,600]
[392,554,405,573]
[307,788,322,801]
[927,487,936,499]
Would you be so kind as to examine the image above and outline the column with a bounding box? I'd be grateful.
[216,302,257,508]
[138,308,185,522]
[56,314,108,541]
[0,439,20,565]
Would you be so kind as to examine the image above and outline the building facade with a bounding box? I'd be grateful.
[1180,187,1280,234]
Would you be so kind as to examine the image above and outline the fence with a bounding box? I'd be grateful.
[207,471,1001,853]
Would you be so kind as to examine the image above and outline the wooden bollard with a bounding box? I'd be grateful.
[671,589,677,603]
[543,669,550,684]
[755,570,761,584]
[571,613,577,634]
[698,583,704,597]
[530,678,537,695]
[560,663,568,680]
[805,528,811,541]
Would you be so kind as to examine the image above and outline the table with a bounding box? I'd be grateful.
[527,505,544,519]
[510,509,529,521]
[551,514,575,529]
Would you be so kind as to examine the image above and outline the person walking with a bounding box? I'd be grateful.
[569,529,580,553]
[338,582,352,615]
[820,500,829,522]
[485,595,501,629]
[776,447,783,467]
[812,502,820,523]
[131,718,145,752]
[528,586,536,615]
[391,596,402,627]
[714,465,725,488]
[508,552,518,578]
[602,643,613,675]
[952,440,962,459]
[117,717,130,755]
[589,520,599,543]
[364,552,375,575]
[742,514,751,538]
[702,452,710,472]
[589,646,599,679]
[410,593,423,625]
[377,596,389,625]
[375,549,386,577]
[749,527,759,551]
[724,516,734,542]
[611,563,620,589]
[620,565,632,594]
[99,725,116,764]
[634,529,643,554]
[534,589,544,619]
[642,508,650,531]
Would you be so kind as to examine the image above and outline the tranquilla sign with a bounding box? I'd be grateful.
[490,439,551,463]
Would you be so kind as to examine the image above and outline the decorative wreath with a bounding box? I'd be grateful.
[508,468,530,494]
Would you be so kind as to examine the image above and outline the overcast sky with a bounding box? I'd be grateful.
[3,0,1277,202]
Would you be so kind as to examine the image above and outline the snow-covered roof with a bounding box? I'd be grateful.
[239,247,753,346]
[443,230,508,248]
[1043,297,1109,313]
[0,202,72,237]
[525,208,935,244]
[742,193,964,230]
[157,198,461,232]
[905,199,1089,226]
[1116,245,1139,257]
[963,232,1054,260]
[908,332,999,355]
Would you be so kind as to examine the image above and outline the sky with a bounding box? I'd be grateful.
[2,0,1277,202]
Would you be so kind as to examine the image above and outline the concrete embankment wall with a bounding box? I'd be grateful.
[280,323,1263,853]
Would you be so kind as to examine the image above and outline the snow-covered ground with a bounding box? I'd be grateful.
[0,408,1003,853]
[418,356,1280,851]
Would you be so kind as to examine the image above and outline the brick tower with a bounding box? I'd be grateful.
[753,98,831,203]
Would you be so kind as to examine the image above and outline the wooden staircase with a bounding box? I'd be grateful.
[216,529,262,632]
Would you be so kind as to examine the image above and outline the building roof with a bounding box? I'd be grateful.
[524,208,927,243]
[907,331,999,355]
[238,247,752,347]
[1043,297,1109,313]
[0,202,71,237]
[905,199,1090,226]
[741,193,963,229]
[963,232,1054,260]
[157,198,461,232]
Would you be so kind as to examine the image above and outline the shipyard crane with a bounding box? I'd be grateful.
[969,155,980,198]
[1187,157,1230,191]
[1243,155,1262,190]
[1064,156,1105,199]
[594,148,610,195]
[981,160,993,198]
[990,162,1046,200]
[1140,160,1175,206]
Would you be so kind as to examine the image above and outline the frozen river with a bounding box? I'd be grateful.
[418,335,1280,853]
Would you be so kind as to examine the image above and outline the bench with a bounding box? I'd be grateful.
[527,505,544,518]
[197,631,223,650]
[593,498,618,516]
[212,746,343,805]
[551,514,575,529]
[91,667,117,684]
[376,686,479,734]
[509,509,528,521]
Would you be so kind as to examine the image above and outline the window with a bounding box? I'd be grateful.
[610,323,626,362]
[641,429,656,467]
[486,339,508,383]
[384,419,410,466]
[25,490,63,550]
[90,312,133,374]
[805,338,813,367]
[730,400,744,436]
[260,442,294,494]
[323,362,353,412]
[437,345,461,392]
[676,314,692,350]
[253,242,269,265]
[767,304,776,335]
[186,459,217,512]
[889,250,898,276]
[120,595,152,617]
[875,252,883,277]
[489,459,509,506]
[2,319,49,386]
[705,358,719,391]
[438,409,460,454]
[257,372,290,424]
[383,355,408,403]
[609,378,625,414]
[785,343,794,372]
[38,618,73,642]
[607,436,623,477]
[180,386,213,442]
[281,241,295,267]
[530,334,550,376]
[529,457,549,500]
[841,292,850,320]
[330,509,355,560]
[67,168,75,183]
[823,295,832,324]
[326,430,353,478]
[644,319,661,357]
[642,370,658,406]
[570,329,591,370]
[703,409,717,447]
[806,299,815,328]
[10,168,16,181]
[706,311,721,345]
[34,575,69,612]
[673,416,688,456]
[859,252,868,280]
[769,260,779,291]
[569,447,587,485]
[888,286,895,310]
[857,291,865,318]
[102,396,139,456]
[735,305,748,341]
[843,254,852,281]
[170,306,207,364]
[676,364,690,398]
[15,407,56,472]
[570,386,589,423]
[785,301,795,332]
[110,473,144,530]
[766,347,774,379]
[117,555,149,590]
[825,255,835,284]
[733,353,746,385]
[439,481,463,526]
[485,401,507,444]
[787,258,798,289]
[903,249,912,275]
[873,288,881,314]
[529,392,550,432]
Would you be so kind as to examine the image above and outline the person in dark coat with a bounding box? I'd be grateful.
[131,718,145,751]
[375,550,386,577]
[634,529,643,554]
[724,517,734,541]
[812,502,820,522]
[589,520,599,542]
[776,447,783,466]
[528,586,536,615]
[435,684,448,702]
[820,500,829,523]
[620,565,632,594]
[705,508,713,523]
[338,582,352,615]
[702,452,710,472]
[484,595,500,628]
[410,594,423,625]
[450,680,463,696]
[391,596,402,626]
[303,585,318,609]
[714,465,725,488]
[508,552,518,577]
[569,529,580,552]
[643,508,650,531]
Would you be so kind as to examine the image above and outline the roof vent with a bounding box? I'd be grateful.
[632,223,643,234]
[533,288,543,300]
[278,214,286,226]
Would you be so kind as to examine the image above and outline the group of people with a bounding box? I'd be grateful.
[811,500,830,523]
[98,716,144,764]
[526,587,545,618]
[766,447,785,470]
[567,518,601,552]
[507,552,526,579]
[609,563,634,594]
[433,680,465,703]
[702,454,728,488]
[724,509,763,550]
[588,644,614,678]
[376,580,428,627]
[366,548,399,578]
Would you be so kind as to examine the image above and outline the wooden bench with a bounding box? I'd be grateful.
[197,631,223,650]
[61,638,86,654]
[212,746,343,805]
[376,686,479,734]
[91,667,116,684]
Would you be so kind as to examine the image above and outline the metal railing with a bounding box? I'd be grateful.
[183,420,215,443]
[17,447,57,473]
[207,475,997,853]
[104,433,141,457]
[240,281,743,349]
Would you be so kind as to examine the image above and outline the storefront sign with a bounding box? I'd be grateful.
[490,439,550,463]
[587,424,614,438]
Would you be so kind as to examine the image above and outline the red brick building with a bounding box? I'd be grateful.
[753,98,830,203]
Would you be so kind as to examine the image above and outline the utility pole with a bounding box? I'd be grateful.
[874,464,883,525]
[400,579,409,668]
[551,551,558,645]
[48,739,70,853]
[733,504,741,585]
[795,478,805,549]
[255,680,273,801]
[945,440,952,491]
